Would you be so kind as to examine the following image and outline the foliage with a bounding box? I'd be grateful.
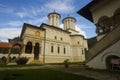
[63,59,69,64]
[16,57,28,65]
[63,59,69,68]
[0,57,7,64]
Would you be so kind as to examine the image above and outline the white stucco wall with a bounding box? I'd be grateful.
[86,40,120,69]
[90,0,120,23]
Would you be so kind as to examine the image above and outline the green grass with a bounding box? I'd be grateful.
[0,62,83,67]
[0,69,96,80]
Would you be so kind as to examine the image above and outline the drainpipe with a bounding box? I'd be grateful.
[43,29,46,64]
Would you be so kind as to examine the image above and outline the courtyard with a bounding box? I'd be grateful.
[0,64,120,80]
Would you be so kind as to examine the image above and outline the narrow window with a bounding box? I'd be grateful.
[61,37,63,41]
[64,47,66,54]
[51,45,54,53]
[82,48,84,55]
[55,36,57,39]
[25,41,32,54]
[58,46,60,53]
[78,41,79,44]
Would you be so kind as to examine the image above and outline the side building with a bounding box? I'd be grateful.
[77,0,120,69]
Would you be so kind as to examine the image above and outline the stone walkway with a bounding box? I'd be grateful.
[49,65,120,80]
[0,64,120,80]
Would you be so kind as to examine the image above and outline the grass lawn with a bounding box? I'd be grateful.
[0,69,96,80]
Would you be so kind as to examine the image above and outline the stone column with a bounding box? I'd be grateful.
[67,19,69,29]
[22,44,26,54]
[54,15,56,26]
[32,46,34,54]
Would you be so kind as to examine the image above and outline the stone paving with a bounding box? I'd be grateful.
[0,64,120,80]
[50,65,120,80]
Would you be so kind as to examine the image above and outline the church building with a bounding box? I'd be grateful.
[8,12,88,64]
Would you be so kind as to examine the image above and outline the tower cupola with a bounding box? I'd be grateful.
[48,11,61,27]
[62,16,76,30]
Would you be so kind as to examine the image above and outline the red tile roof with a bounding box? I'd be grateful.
[0,42,10,48]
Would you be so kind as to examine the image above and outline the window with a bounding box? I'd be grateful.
[51,45,54,53]
[64,47,66,54]
[82,48,84,55]
[0,48,9,54]
[58,46,60,53]
[25,41,32,54]
[78,41,79,44]
[61,37,63,41]
[55,36,57,39]
[11,44,21,54]
[35,31,40,37]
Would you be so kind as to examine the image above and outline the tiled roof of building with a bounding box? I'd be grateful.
[0,42,10,48]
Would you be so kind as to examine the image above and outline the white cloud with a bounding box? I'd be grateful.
[0,28,21,39]
[16,12,26,18]
[44,0,74,13]
[60,24,64,29]
[26,16,48,25]
[7,21,22,27]
[75,25,86,38]
[59,24,86,37]
[77,24,95,29]
[16,6,44,18]
[15,0,75,18]
[0,7,14,13]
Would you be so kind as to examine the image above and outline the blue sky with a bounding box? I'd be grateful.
[0,0,96,42]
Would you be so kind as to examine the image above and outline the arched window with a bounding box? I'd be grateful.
[105,55,120,70]
[11,44,21,54]
[98,16,112,33]
[34,43,40,60]
[113,8,120,27]
[25,41,32,54]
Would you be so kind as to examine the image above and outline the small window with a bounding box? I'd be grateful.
[51,45,54,53]
[55,36,57,39]
[82,48,84,55]
[64,47,66,54]
[61,37,63,41]
[78,41,79,44]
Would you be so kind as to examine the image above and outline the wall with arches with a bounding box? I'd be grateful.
[86,39,120,69]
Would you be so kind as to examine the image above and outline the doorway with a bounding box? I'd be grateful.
[34,43,40,60]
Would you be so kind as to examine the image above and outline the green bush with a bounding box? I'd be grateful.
[0,57,7,64]
[16,57,28,65]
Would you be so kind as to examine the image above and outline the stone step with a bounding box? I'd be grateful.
[29,60,42,64]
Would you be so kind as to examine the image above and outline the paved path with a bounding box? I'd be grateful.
[0,64,120,80]
[49,65,120,80]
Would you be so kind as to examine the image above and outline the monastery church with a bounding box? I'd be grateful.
[7,12,88,64]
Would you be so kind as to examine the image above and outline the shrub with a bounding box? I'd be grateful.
[63,59,69,68]
[0,57,7,64]
[16,57,28,65]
